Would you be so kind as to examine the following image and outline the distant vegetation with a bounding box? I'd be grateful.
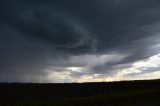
[0,79,160,106]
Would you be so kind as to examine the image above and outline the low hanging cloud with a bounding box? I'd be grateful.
[0,0,160,82]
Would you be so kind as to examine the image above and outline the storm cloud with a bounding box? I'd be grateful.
[0,0,160,82]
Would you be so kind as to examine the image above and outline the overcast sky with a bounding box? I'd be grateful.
[0,0,160,83]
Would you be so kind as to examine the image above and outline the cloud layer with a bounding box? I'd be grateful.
[0,0,160,82]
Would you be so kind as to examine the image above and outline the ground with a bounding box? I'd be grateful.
[0,79,160,106]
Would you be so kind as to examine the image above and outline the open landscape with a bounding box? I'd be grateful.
[0,79,160,106]
[1,1,160,106]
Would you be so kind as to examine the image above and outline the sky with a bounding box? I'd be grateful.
[0,0,160,83]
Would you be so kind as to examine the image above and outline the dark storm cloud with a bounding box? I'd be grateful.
[0,0,97,54]
[0,0,160,82]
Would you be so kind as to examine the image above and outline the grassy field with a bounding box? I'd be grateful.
[0,79,160,106]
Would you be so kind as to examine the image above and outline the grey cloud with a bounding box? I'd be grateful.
[125,66,160,77]
[0,0,160,82]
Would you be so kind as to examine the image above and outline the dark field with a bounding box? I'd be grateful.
[0,79,160,106]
